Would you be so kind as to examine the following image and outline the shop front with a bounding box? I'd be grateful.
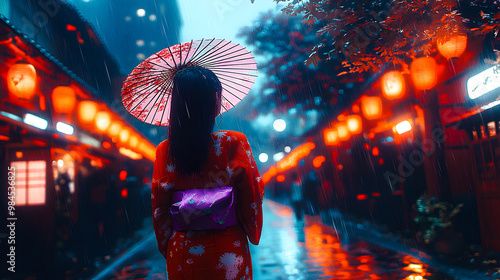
[445,63,500,251]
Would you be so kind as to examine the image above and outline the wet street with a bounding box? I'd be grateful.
[91,200,454,280]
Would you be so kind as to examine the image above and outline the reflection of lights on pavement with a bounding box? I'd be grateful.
[136,9,146,17]
[273,152,284,162]
[273,119,286,132]
[137,53,145,60]
[403,256,427,280]
[284,146,291,153]
[57,160,64,167]
[136,40,145,47]
[259,153,268,163]
[149,14,157,21]
[408,264,423,273]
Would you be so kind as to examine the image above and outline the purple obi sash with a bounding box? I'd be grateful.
[170,186,237,231]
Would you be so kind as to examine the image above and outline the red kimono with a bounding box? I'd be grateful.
[151,130,264,280]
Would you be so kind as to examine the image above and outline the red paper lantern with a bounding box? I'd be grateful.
[381,71,405,100]
[361,96,382,120]
[276,175,285,182]
[95,111,112,131]
[78,101,98,123]
[323,128,338,146]
[7,64,37,100]
[121,188,128,198]
[52,86,76,114]
[129,134,139,149]
[119,170,127,181]
[346,115,362,134]
[337,123,350,141]
[108,121,123,137]
[437,34,467,60]
[313,156,326,168]
[410,57,437,90]
[119,127,131,143]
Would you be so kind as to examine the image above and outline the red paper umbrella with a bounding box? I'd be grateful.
[121,39,258,126]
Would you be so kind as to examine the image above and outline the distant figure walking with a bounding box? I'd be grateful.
[290,173,304,221]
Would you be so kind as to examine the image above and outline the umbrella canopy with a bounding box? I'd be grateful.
[121,39,258,126]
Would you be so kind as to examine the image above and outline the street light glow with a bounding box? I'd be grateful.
[136,9,146,17]
[284,146,291,153]
[273,119,286,132]
[259,153,269,163]
[273,152,284,162]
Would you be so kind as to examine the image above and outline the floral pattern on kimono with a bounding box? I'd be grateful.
[151,130,264,279]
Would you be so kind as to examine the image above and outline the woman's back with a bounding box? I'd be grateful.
[152,130,264,280]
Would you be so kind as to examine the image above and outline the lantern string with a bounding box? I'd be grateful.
[450,58,456,76]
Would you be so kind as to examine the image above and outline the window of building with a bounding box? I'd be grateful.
[10,160,46,205]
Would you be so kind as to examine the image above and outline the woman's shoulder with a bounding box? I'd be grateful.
[156,138,169,151]
[214,130,248,141]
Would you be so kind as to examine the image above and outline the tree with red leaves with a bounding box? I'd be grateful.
[270,0,500,74]
[238,11,363,114]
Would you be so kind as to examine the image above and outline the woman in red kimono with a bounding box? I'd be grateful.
[151,66,264,280]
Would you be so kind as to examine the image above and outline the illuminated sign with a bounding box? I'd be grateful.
[467,65,500,100]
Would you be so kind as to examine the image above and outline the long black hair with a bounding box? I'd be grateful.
[168,65,222,178]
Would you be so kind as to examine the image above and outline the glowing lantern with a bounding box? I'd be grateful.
[395,120,412,134]
[95,111,111,131]
[381,71,405,100]
[119,170,127,181]
[410,57,437,90]
[121,188,128,198]
[323,128,338,146]
[7,64,37,100]
[337,123,350,141]
[129,134,139,149]
[102,141,111,149]
[313,156,326,169]
[372,146,380,156]
[52,86,76,114]
[361,96,382,120]
[78,101,98,123]
[138,140,147,151]
[108,121,122,137]
[346,115,362,134]
[357,194,368,200]
[119,128,130,143]
[276,175,285,182]
[437,34,467,60]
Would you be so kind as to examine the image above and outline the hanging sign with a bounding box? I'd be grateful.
[467,65,500,100]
